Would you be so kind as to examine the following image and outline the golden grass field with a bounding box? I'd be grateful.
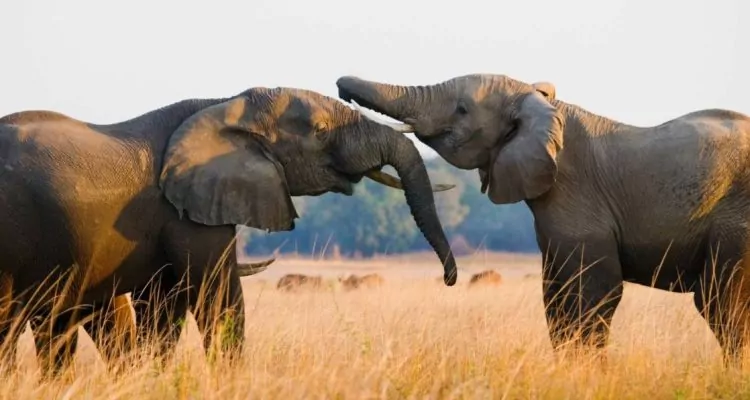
[0,251,746,399]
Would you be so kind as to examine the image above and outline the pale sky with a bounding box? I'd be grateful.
[2,0,747,157]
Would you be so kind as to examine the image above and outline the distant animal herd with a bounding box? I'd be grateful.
[258,269,539,293]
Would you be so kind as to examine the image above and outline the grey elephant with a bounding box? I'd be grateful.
[0,87,459,373]
[337,73,750,364]
[0,111,278,371]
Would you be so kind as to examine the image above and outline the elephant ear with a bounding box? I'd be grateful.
[532,81,556,100]
[488,91,564,204]
[159,97,298,231]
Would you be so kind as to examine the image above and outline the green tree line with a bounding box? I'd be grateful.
[240,157,538,257]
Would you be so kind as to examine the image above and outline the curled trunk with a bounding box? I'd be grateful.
[339,125,458,285]
[391,137,458,285]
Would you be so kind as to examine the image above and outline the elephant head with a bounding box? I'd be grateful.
[160,87,458,285]
[336,75,564,205]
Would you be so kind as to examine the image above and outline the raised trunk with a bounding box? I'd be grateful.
[339,125,458,285]
[336,76,425,123]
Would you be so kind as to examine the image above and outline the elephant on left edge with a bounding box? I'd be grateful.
[0,86,459,374]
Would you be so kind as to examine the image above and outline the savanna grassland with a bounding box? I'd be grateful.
[0,252,745,400]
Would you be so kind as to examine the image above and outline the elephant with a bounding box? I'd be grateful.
[337,73,750,364]
[0,86,459,373]
[0,112,277,371]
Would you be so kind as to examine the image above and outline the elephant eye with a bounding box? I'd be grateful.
[456,102,469,115]
[313,122,329,138]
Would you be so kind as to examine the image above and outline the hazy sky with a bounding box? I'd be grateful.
[2,0,747,157]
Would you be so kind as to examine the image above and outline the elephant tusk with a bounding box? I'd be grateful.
[478,169,489,194]
[366,170,455,192]
[236,257,275,277]
[350,100,414,133]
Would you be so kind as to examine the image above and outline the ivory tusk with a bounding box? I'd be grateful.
[236,257,276,277]
[366,170,455,192]
[350,100,414,133]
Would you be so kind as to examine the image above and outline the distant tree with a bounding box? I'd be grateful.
[241,156,540,257]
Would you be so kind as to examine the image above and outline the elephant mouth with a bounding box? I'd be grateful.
[328,169,407,197]
[299,171,356,197]
[331,171,367,196]
[332,174,357,196]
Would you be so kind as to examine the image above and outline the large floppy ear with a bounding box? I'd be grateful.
[532,81,556,100]
[488,91,564,204]
[159,96,298,231]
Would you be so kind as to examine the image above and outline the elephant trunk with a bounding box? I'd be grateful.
[388,135,457,285]
[339,125,458,285]
[336,76,425,123]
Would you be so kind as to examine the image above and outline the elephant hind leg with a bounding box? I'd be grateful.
[694,248,750,366]
[0,274,27,373]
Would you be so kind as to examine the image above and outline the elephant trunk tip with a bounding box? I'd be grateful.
[336,75,359,82]
[383,135,459,288]
[336,76,363,103]
[336,76,363,86]
[444,260,458,286]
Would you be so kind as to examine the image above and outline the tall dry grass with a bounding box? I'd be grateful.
[0,274,745,399]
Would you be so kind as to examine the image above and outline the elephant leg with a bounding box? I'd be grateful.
[693,242,750,367]
[130,268,189,361]
[0,276,26,372]
[0,274,16,368]
[162,221,245,362]
[192,268,245,363]
[29,306,81,375]
[81,295,136,367]
[0,314,24,373]
[541,239,624,354]
[127,254,269,360]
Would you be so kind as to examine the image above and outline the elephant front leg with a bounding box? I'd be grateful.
[541,239,624,356]
[191,267,245,364]
[129,269,190,362]
[161,221,246,363]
